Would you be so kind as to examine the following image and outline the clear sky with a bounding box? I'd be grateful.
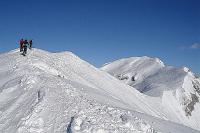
[0,0,199,73]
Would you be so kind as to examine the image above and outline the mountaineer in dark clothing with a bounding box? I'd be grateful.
[23,40,29,55]
[29,40,33,49]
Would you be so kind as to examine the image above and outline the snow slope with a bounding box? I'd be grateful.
[101,56,200,131]
[0,49,199,133]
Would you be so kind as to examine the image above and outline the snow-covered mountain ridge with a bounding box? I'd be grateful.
[101,56,200,131]
[0,49,199,133]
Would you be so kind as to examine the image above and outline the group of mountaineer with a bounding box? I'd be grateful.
[19,39,33,55]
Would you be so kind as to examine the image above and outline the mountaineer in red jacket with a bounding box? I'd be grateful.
[19,39,24,52]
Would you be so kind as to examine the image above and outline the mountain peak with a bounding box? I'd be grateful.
[0,49,200,132]
[101,56,200,130]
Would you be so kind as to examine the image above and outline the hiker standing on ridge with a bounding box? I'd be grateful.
[19,39,24,52]
[23,39,29,55]
[29,40,33,49]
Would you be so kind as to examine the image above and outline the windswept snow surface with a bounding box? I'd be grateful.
[101,56,200,131]
[0,49,199,133]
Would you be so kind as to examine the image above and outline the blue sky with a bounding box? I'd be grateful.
[0,0,199,73]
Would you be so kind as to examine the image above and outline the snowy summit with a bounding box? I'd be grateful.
[101,56,200,131]
[0,49,200,133]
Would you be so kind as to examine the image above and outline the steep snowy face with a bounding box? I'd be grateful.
[101,57,199,97]
[101,56,165,89]
[101,57,200,130]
